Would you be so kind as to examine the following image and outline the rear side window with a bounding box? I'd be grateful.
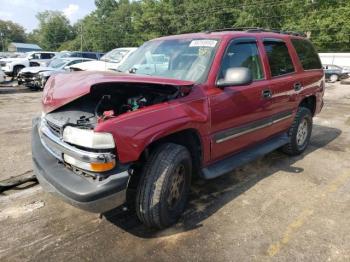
[292,39,322,70]
[71,52,81,57]
[263,40,295,77]
[41,53,53,59]
[82,53,97,59]
[220,40,264,81]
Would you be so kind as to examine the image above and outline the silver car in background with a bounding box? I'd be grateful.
[18,57,93,89]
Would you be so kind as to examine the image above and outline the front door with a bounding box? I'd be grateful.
[209,38,277,161]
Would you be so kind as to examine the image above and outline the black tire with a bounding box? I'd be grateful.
[13,66,24,78]
[282,107,313,156]
[136,143,192,229]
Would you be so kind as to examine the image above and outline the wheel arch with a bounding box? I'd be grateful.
[299,95,316,116]
[126,128,203,206]
[141,128,203,176]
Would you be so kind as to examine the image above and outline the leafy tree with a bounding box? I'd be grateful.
[0,20,27,51]
[23,0,350,52]
[35,11,75,50]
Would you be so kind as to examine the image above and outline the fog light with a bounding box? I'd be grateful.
[64,154,115,172]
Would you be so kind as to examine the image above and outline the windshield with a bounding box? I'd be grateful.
[100,49,129,63]
[118,38,218,82]
[49,58,69,68]
[56,52,72,58]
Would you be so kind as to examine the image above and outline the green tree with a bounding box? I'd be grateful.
[0,20,27,51]
[35,11,75,50]
[37,0,350,52]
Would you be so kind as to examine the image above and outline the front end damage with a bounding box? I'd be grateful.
[32,72,193,213]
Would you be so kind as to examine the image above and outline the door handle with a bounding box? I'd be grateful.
[294,82,303,91]
[262,89,272,99]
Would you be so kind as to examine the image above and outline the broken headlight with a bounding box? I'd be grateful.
[62,126,115,149]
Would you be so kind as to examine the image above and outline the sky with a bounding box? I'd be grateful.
[0,0,96,32]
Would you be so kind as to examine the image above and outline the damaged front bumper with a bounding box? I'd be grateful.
[17,73,43,88]
[31,117,130,213]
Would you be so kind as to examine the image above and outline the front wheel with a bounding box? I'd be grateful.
[136,143,192,229]
[282,107,312,156]
[13,66,24,78]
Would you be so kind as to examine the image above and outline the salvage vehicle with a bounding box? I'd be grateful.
[18,57,93,90]
[32,28,324,229]
[0,51,57,77]
[322,64,349,82]
[70,47,137,72]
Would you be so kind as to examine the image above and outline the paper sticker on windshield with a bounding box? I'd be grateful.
[189,40,217,48]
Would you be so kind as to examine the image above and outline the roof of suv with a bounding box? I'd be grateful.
[154,29,306,41]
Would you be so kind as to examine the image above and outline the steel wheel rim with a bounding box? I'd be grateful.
[167,164,185,209]
[297,118,308,146]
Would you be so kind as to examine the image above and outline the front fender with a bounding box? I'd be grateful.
[95,97,209,163]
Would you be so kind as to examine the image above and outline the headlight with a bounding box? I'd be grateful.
[39,71,52,78]
[63,126,115,149]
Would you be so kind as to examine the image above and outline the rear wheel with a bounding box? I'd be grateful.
[282,107,312,156]
[136,143,192,229]
[329,74,339,82]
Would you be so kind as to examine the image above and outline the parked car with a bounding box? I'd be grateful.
[322,64,349,82]
[32,29,324,229]
[0,51,57,77]
[54,51,104,60]
[70,47,137,71]
[0,70,5,83]
[18,57,93,89]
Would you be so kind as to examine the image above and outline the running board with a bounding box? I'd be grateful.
[201,133,290,180]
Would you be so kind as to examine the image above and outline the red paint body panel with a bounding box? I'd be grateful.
[41,31,325,166]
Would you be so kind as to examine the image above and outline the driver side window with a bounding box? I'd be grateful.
[220,40,264,81]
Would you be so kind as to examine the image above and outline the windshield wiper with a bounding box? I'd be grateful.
[110,68,123,72]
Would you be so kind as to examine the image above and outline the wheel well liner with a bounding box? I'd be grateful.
[142,129,203,176]
[299,95,316,116]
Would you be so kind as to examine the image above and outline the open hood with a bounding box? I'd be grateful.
[70,60,119,71]
[42,71,194,113]
[20,66,53,74]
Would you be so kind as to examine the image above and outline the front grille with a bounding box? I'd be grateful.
[46,120,62,137]
[20,72,35,78]
[0,62,6,67]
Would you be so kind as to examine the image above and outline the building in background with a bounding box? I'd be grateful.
[319,53,350,69]
[7,42,42,53]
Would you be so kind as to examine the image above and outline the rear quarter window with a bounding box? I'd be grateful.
[292,39,322,70]
[82,53,97,59]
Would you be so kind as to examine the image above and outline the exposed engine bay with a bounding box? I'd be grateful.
[44,82,190,129]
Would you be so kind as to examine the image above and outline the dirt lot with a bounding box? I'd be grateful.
[0,81,349,261]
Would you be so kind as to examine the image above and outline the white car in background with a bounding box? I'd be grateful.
[70,47,137,71]
[0,51,57,77]
[17,57,92,89]
[0,70,5,83]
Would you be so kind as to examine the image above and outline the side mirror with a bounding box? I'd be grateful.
[63,66,70,71]
[217,67,253,87]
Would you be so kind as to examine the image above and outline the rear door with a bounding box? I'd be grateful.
[289,38,324,109]
[260,38,298,132]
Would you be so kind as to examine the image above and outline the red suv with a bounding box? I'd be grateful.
[32,29,324,228]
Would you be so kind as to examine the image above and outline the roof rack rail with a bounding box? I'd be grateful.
[205,27,306,37]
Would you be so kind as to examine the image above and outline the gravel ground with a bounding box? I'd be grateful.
[0,81,349,261]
